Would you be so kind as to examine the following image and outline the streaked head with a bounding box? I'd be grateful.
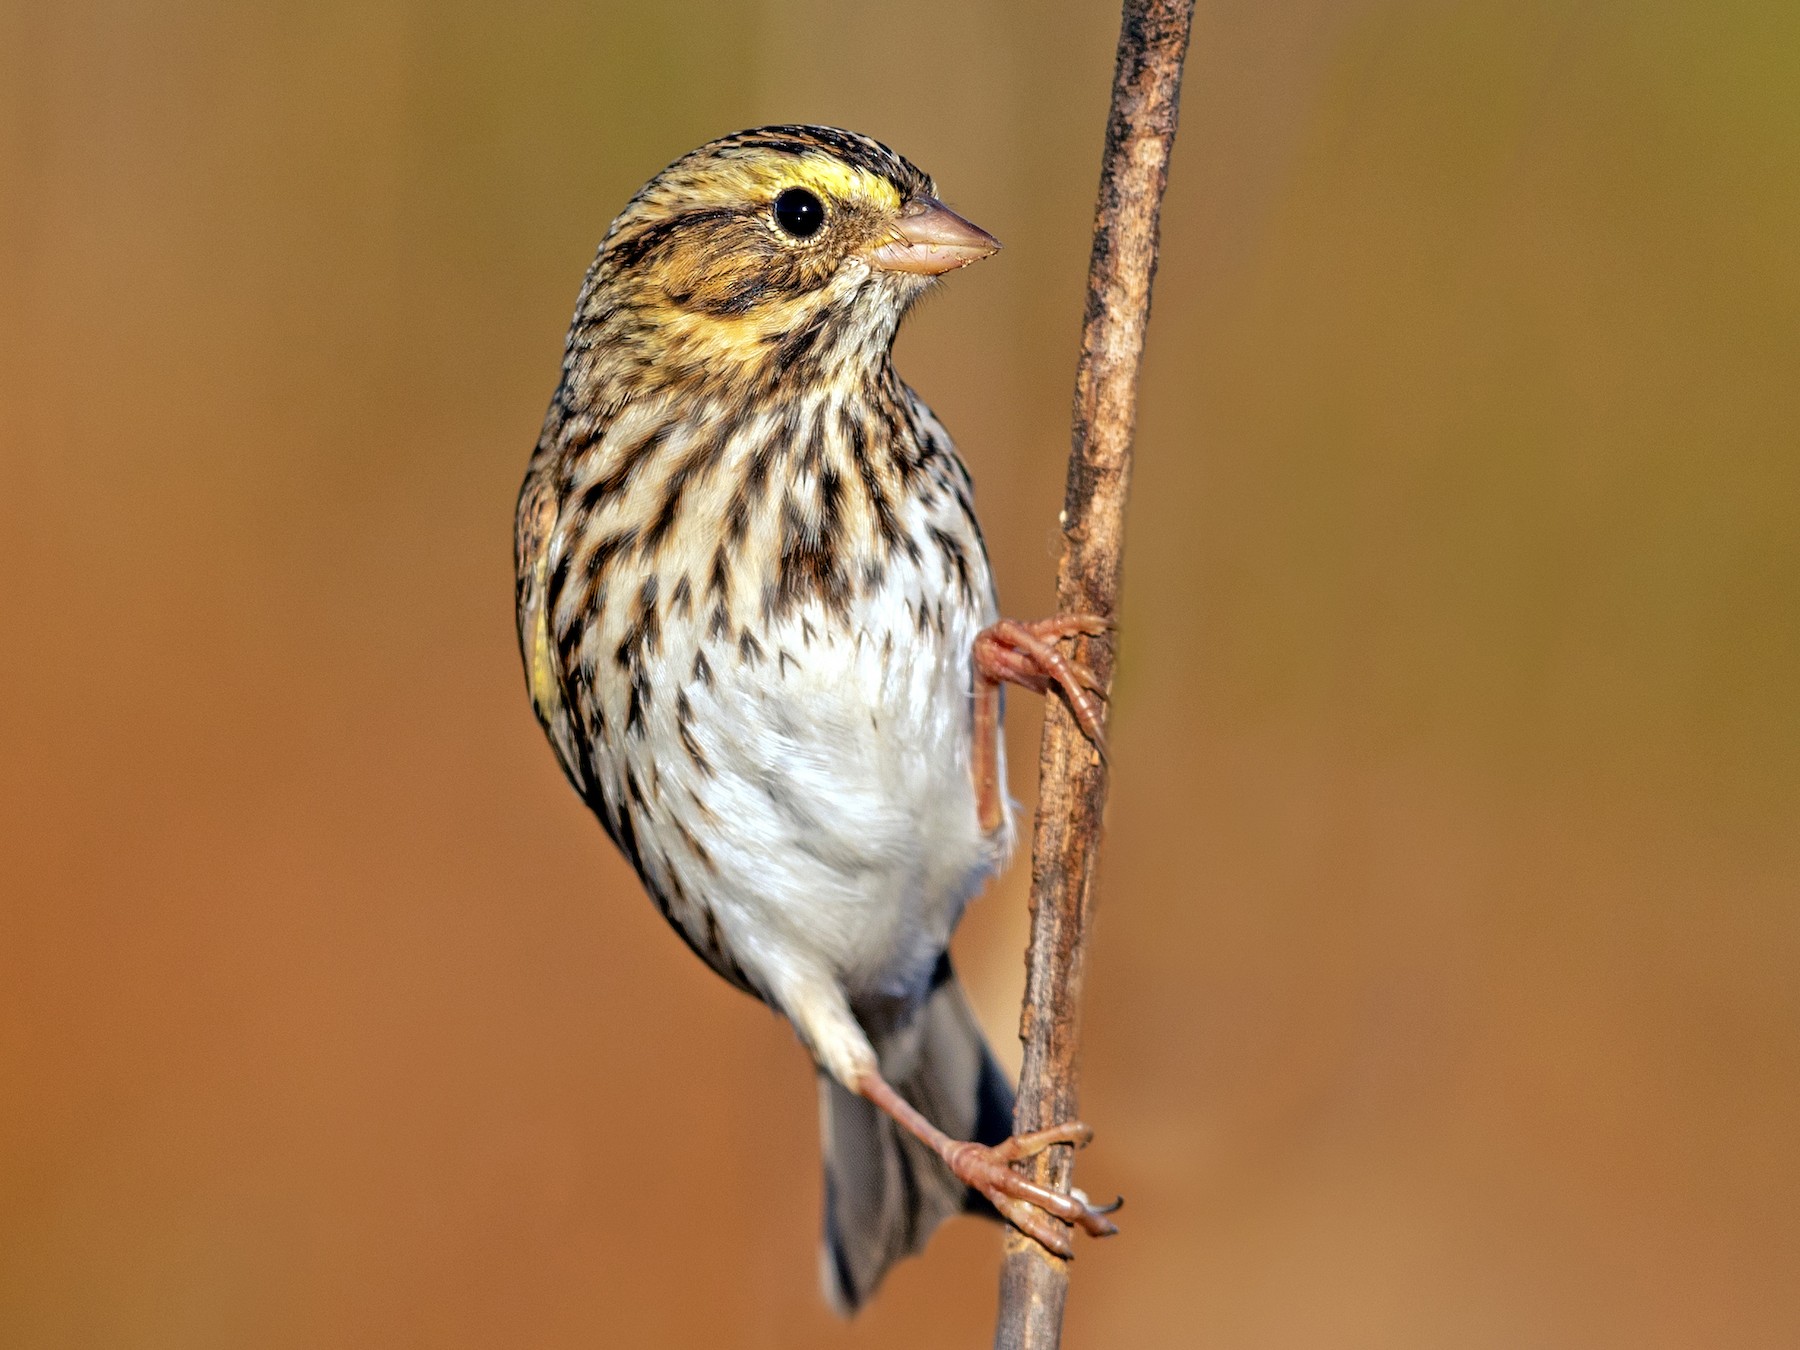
[580,126,999,390]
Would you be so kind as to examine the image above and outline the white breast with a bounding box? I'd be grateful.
[623,560,1011,1013]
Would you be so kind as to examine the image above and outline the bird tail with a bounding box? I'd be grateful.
[817,957,1015,1314]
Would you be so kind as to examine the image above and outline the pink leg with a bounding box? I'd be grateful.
[971,614,1111,833]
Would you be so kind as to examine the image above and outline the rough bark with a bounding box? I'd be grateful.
[994,3,1196,1347]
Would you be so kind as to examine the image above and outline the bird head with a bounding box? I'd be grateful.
[577,126,1000,395]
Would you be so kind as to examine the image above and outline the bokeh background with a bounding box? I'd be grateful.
[4,2,1797,1346]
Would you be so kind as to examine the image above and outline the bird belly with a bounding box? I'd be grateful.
[626,581,1010,1012]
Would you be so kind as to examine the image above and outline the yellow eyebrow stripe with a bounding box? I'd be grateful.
[787,157,901,209]
[715,155,901,213]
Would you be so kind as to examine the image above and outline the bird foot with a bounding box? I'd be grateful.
[942,1121,1121,1257]
[972,615,1111,752]
[855,1072,1120,1258]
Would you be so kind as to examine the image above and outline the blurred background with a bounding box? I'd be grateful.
[3,2,1797,1346]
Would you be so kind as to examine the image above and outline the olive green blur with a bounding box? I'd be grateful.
[3,2,1796,1346]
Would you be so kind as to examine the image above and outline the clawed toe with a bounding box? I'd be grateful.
[858,1075,1118,1260]
[1028,612,1112,640]
[973,615,1113,752]
[991,1120,1095,1163]
[992,1193,1078,1257]
[944,1124,1121,1257]
[1073,1187,1124,1216]
[1055,654,1105,694]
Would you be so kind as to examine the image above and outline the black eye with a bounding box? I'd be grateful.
[773,187,825,239]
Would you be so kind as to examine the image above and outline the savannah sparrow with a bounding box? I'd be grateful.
[515,125,1115,1311]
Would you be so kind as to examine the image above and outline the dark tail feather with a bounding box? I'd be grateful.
[817,959,1014,1314]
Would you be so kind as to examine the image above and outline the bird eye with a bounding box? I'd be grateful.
[773,187,826,239]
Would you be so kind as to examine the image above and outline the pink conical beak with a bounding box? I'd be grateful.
[866,196,1001,276]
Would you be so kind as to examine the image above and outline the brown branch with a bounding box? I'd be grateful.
[994,3,1195,1348]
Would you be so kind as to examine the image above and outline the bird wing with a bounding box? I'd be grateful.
[514,469,590,796]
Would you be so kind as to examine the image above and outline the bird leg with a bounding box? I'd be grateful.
[857,1070,1120,1257]
[971,615,1111,833]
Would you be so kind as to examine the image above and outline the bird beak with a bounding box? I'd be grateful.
[866,196,1001,276]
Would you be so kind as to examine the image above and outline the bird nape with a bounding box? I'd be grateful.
[514,124,1117,1313]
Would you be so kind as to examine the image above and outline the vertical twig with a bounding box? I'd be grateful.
[994,3,1195,1348]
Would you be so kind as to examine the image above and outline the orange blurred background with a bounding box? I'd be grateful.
[4,3,1797,1346]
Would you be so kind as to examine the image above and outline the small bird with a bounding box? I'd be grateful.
[515,125,1116,1311]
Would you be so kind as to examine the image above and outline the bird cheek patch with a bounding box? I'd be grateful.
[656,227,780,314]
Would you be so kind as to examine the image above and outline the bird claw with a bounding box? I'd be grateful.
[1075,1188,1125,1216]
[972,614,1112,752]
[943,1121,1121,1258]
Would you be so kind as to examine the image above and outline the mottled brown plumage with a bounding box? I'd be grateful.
[515,126,1115,1312]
